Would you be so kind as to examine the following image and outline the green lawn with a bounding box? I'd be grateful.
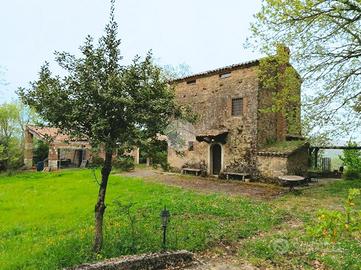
[0,169,284,270]
[240,179,361,269]
[0,170,360,270]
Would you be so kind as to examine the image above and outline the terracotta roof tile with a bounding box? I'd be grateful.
[26,125,87,144]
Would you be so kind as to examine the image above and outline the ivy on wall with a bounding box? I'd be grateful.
[258,44,302,136]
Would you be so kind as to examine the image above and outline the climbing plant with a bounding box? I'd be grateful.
[258,45,302,135]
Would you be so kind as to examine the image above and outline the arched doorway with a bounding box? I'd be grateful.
[211,144,222,175]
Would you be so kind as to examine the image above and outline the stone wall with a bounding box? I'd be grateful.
[168,64,260,175]
[256,71,302,146]
[67,250,194,270]
[24,129,33,169]
[257,87,278,147]
[256,154,288,179]
[287,146,309,175]
[256,145,309,180]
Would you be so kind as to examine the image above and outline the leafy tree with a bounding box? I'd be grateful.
[0,102,24,170]
[0,100,41,171]
[0,103,19,138]
[162,63,192,80]
[140,139,169,170]
[18,1,183,252]
[248,0,361,136]
[339,142,361,179]
[32,138,49,164]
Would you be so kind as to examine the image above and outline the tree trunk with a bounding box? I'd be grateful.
[93,150,113,253]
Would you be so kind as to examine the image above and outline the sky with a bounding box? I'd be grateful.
[0,0,262,103]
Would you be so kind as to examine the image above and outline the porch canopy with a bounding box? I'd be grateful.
[196,128,228,144]
[309,145,361,168]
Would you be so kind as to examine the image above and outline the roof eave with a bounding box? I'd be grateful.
[170,59,260,84]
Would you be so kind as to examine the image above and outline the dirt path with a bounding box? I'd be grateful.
[118,168,284,200]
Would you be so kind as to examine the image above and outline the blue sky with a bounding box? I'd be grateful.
[0,0,262,103]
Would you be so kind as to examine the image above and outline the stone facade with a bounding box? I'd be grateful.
[167,54,305,179]
[168,62,260,176]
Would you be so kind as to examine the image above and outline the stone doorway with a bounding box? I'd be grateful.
[211,144,222,175]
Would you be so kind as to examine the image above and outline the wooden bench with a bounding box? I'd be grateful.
[181,168,202,176]
[224,172,250,181]
[278,175,305,191]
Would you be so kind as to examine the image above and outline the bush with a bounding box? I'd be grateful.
[343,170,361,180]
[160,161,170,172]
[0,137,23,171]
[307,188,361,242]
[340,142,361,180]
[140,139,169,171]
[89,156,104,168]
[112,156,134,172]
[33,139,49,164]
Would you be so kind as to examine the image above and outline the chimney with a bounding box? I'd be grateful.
[276,44,290,63]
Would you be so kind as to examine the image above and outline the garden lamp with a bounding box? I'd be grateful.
[161,207,170,250]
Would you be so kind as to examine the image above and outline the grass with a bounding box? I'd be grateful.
[1,170,360,269]
[0,169,284,270]
[239,179,361,270]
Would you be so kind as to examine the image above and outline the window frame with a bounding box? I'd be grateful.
[188,141,194,151]
[231,97,243,117]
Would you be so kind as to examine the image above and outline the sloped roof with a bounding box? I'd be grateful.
[26,125,87,144]
[171,59,259,83]
[257,141,309,157]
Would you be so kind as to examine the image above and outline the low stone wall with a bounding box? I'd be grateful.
[256,154,288,179]
[256,145,309,181]
[65,250,194,270]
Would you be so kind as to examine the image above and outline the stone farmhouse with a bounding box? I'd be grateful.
[24,47,308,180]
[167,48,308,179]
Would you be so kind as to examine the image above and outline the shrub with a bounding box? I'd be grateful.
[0,137,23,171]
[307,188,361,242]
[33,139,49,164]
[140,139,168,171]
[160,161,170,172]
[112,156,134,172]
[339,142,361,180]
[343,170,361,180]
[89,156,104,168]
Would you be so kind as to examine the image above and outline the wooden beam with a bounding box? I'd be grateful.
[310,146,361,150]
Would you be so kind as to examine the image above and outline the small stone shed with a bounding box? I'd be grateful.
[256,142,309,180]
[24,125,141,170]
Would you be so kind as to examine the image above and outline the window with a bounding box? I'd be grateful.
[188,141,194,151]
[186,79,196,85]
[219,72,231,79]
[232,98,243,116]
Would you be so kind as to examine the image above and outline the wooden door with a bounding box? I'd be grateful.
[211,144,222,175]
